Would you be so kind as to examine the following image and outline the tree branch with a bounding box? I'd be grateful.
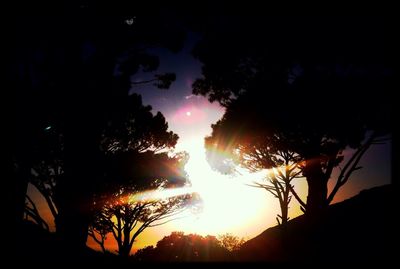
[24,196,50,231]
[131,78,157,85]
[29,179,58,220]
[324,151,338,182]
[287,184,306,208]
[88,229,103,246]
[327,134,377,204]
[247,182,279,198]
[130,222,149,248]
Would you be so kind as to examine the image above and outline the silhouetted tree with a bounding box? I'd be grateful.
[88,210,113,254]
[218,233,246,252]
[88,93,192,257]
[92,152,197,257]
[27,159,61,224]
[193,15,392,217]
[21,90,189,258]
[24,194,49,231]
[22,124,64,231]
[250,162,303,225]
[12,2,187,250]
[134,231,231,261]
[100,93,179,155]
[134,245,156,261]
[206,129,303,224]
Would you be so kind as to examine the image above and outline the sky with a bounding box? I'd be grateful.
[28,31,392,255]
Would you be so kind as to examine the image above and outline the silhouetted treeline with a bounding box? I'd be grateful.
[134,232,232,261]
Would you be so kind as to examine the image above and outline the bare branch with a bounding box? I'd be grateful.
[90,231,107,254]
[327,134,376,204]
[324,151,338,182]
[131,78,157,85]
[148,214,188,227]
[287,184,306,208]
[24,199,50,231]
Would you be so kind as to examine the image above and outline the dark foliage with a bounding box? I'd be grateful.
[12,2,187,251]
[134,232,231,261]
[193,15,392,216]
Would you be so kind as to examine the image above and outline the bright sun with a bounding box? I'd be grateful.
[186,111,191,116]
[169,139,274,236]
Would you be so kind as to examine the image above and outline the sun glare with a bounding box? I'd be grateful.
[96,136,308,253]
[186,111,191,116]
[166,139,275,237]
[127,186,195,204]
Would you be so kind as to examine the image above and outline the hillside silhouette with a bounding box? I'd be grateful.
[237,184,394,263]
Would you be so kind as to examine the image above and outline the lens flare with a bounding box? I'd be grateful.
[127,186,196,203]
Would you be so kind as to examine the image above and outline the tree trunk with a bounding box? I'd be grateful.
[304,159,328,217]
[119,244,131,257]
[14,161,30,225]
[280,204,288,225]
[100,242,106,254]
[55,107,102,251]
[120,216,132,257]
[280,189,289,225]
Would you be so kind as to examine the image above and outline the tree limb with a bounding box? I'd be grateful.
[327,134,377,204]
[24,196,50,231]
[287,184,306,208]
[131,78,157,85]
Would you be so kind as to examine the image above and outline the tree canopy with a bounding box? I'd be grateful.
[134,231,231,261]
[90,151,196,257]
[194,15,392,215]
[12,2,189,249]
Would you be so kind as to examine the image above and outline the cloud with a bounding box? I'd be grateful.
[185,94,195,100]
